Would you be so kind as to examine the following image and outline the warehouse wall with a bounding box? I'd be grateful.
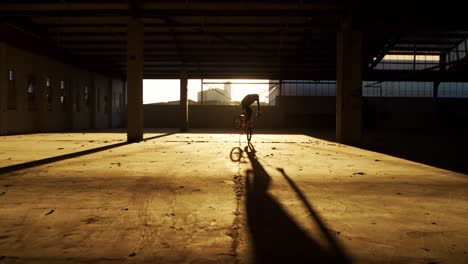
[363,97,468,131]
[144,95,468,131]
[0,42,125,135]
[144,96,335,129]
[144,104,283,129]
[3,38,465,134]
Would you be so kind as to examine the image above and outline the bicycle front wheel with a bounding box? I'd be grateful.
[246,125,252,142]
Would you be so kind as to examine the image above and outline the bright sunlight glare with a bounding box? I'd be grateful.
[143,79,271,104]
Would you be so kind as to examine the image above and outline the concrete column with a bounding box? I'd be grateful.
[0,42,7,135]
[433,81,440,98]
[277,79,283,107]
[123,78,128,128]
[89,72,96,129]
[279,79,283,96]
[126,18,144,142]
[434,54,446,98]
[439,54,446,71]
[200,78,203,105]
[107,77,113,128]
[66,67,74,130]
[336,27,363,144]
[180,68,188,132]
[36,57,48,132]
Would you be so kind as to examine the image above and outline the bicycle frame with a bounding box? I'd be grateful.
[234,114,253,142]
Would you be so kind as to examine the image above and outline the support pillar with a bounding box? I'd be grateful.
[36,59,48,132]
[433,81,440,98]
[277,79,283,106]
[0,42,7,135]
[279,79,283,96]
[200,78,203,105]
[66,68,74,130]
[180,68,188,132]
[126,18,144,142]
[434,54,446,98]
[336,26,363,144]
[89,72,96,129]
[107,77,113,128]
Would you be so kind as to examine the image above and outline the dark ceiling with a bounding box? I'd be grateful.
[1,1,468,80]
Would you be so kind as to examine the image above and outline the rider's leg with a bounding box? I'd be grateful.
[241,104,248,128]
[245,106,253,128]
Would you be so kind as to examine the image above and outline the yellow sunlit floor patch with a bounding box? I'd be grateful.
[0,129,467,264]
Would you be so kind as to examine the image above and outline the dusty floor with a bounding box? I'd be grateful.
[0,129,467,264]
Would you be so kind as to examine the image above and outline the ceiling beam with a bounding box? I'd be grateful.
[366,69,468,82]
[368,36,400,69]
[112,61,336,67]
[0,20,120,78]
[143,70,336,80]
[162,17,185,65]
[387,50,442,55]
[0,2,343,16]
[128,0,141,18]
[58,39,307,45]
[47,31,324,37]
[44,26,318,34]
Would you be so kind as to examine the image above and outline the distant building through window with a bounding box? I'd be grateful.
[8,70,14,81]
[27,76,36,111]
[119,93,123,112]
[76,85,81,112]
[46,77,52,111]
[7,70,16,110]
[97,87,101,112]
[84,85,89,109]
[60,80,66,111]
[143,79,270,105]
[104,95,109,113]
[198,82,232,104]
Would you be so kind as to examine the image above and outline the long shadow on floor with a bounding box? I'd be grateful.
[0,132,175,175]
[244,146,350,264]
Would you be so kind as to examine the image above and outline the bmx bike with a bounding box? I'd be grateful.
[234,114,253,142]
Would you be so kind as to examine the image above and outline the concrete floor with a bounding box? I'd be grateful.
[0,129,467,264]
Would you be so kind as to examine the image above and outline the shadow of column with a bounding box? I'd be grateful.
[0,132,175,175]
